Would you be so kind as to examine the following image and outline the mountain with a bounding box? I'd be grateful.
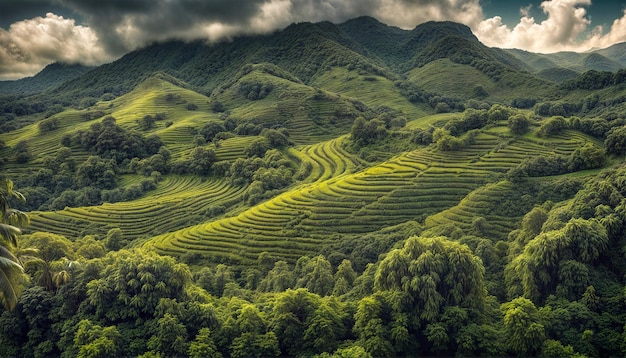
[505,42,626,82]
[3,17,626,358]
[1,18,552,104]
[0,62,92,95]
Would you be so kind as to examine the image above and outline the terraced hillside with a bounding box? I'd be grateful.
[1,17,621,273]
[27,175,246,240]
[146,124,601,264]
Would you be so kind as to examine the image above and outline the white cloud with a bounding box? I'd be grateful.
[374,0,484,29]
[3,0,626,80]
[473,0,626,53]
[0,13,111,80]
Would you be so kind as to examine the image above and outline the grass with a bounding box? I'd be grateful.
[1,70,609,268]
[144,122,602,263]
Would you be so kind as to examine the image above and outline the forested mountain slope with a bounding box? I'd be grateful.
[1,17,626,358]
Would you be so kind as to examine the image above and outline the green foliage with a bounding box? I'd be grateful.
[537,116,568,137]
[188,147,217,176]
[374,236,486,318]
[605,126,626,155]
[13,140,31,164]
[0,179,30,310]
[4,17,626,358]
[296,255,335,296]
[508,113,531,134]
[507,143,606,179]
[351,117,387,146]
[67,116,163,164]
[147,313,189,357]
[238,81,274,100]
[501,297,546,356]
[85,249,192,322]
[189,328,221,358]
[38,117,60,133]
[73,319,121,358]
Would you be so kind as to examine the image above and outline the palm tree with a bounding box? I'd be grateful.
[0,178,30,310]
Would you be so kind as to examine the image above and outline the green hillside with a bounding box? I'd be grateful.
[1,17,626,358]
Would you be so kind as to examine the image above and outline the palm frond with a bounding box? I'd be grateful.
[0,224,21,247]
[4,209,29,227]
[0,255,25,311]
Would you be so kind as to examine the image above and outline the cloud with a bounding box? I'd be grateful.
[54,0,485,53]
[0,13,110,80]
[474,0,626,53]
[3,0,626,80]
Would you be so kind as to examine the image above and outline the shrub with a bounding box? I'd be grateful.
[537,116,567,137]
[508,114,530,135]
[38,118,60,132]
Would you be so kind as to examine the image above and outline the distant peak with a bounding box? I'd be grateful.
[414,21,475,37]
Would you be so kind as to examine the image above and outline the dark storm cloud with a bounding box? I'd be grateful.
[3,0,626,80]
[0,0,72,28]
[59,0,264,22]
[55,0,268,55]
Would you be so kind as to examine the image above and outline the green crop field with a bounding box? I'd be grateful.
[1,68,607,269]
[4,17,626,358]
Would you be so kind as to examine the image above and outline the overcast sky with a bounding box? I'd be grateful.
[0,0,625,80]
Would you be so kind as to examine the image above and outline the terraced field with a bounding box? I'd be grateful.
[216,67,367,144]
[27,175,246,240]
[147,126,601,263]
[425,181,525,239]
[1,70,606,268]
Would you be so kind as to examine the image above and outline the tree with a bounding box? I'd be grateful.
[76,156,118,189]
[302,299,347,354]
[200,122,226,142]
[21,232,75,291]
[189,147,217,175]
[85,249,192,323]
[0,179,30,310]
[136,115,155,130]
[501,297,546,356]
[73,319,121,358]
[189,328,221,358]
[508,114,530,135]
[147,313,189,357]
[13,140,31,164]
[374,236,486,321]
[244,138,270,158]
[259,261,294,292]
[333,259,357,296]
[296,255,335,296]
[353,294,394,357]
[604,126,626,155]
[104,228,128,251]
[537,116,567,137]
[270,288,321,355]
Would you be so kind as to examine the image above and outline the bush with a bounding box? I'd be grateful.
[210,100,225,112]
[39,118,60,132]
[239,81,274,100]
[245,138,270,158]
[13,140,31,163]
[605,126,626,155]
[537,116,567,137]
[508,114,530,135]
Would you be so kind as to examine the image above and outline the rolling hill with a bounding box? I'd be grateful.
[1,17,624,262]
[505,42,626,82]
[3,16,626,358]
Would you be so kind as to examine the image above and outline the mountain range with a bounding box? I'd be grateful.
[2,16,625,98]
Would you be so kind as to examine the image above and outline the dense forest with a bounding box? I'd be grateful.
[1,17,626,357]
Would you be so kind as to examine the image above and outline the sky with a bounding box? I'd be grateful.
[0,0,625,80]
